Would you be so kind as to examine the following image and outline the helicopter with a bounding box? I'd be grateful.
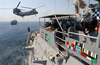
[13,2,44,17]
[0,1,45,17]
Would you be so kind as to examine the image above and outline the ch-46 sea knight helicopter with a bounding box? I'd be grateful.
[0,1,45,17]
[13,1,45,17]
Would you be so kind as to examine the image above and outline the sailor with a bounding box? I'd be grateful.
[62,22,67,31]
[52,21,57,28]
[45,22,50,27]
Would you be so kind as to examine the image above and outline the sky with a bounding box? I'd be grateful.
[0,0,98,22]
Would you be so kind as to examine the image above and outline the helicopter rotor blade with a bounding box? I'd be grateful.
[20,9,25,11]
[21,6,33,9]
[21,5,45,9]
[16,1,21,8]
[0,8,13,9]
[35,5,45,9]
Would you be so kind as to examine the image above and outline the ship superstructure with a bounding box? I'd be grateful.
[23,0,100,65]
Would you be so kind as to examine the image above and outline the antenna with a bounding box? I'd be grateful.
[88,0,90,5]
[88,0,90,10]
[68,0,69,14]
[55,0,56,14]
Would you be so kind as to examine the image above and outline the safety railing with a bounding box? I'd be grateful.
[55,30,98,47]
[68,31,98,39]
[55,29,99,57]
[55,30,68,58]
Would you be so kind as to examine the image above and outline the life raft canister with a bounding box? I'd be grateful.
[28,27,30,32]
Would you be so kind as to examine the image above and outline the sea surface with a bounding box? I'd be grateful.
[0,22,43,65]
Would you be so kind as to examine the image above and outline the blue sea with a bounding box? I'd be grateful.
[0,22,43,65]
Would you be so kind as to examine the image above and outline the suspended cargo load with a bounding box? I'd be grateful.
[11,20,17,25]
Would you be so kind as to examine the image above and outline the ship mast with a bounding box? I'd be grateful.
[68,0,69,14]
[73,0,87,14]
[75,0,80,14]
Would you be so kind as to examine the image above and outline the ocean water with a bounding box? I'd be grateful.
[0,22,42,65]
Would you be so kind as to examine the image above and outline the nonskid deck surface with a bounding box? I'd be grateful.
[28,32,47,65]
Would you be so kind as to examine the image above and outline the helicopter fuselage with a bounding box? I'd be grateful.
[13,8,38,17]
